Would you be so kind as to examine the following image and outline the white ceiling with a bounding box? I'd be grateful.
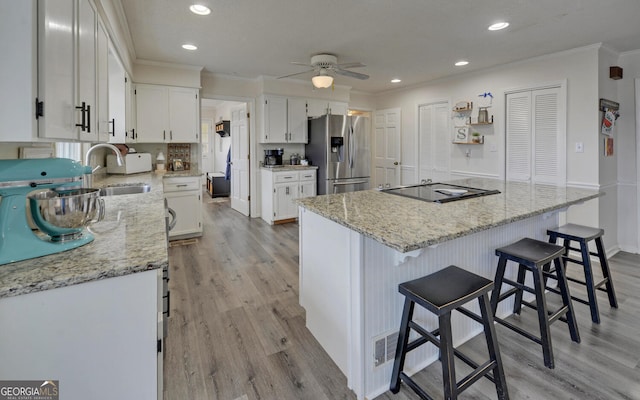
[120,0,640,93]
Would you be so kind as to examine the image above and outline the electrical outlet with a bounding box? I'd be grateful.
[575,142,584,153]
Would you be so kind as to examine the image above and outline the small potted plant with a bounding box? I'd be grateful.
[471,132,482,143]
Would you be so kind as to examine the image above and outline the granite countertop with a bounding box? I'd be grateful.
[261,165,318,171]
[297,178,602,253]
[162,170,203,178]
[0,171,169,299]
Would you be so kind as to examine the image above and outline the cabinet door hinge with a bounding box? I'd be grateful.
[134,89,137,95]
[247,112,250,118]
[248,195,250,201]
[196,93,198,99]
[265,100,268,105]
[157,339,162,353]
[273,188,276,193]
[199,222,201,227]
[35,98,44,119]
[198,195,201,200]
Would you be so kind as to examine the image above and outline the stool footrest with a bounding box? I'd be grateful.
[458,360,498,394]
[502,278,535,295]
[399,372,435,400]
[494,315,543,345]
[521,300,569,323]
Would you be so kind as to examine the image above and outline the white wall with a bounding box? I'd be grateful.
[133,60,202,88]
[374,45,602,229]
[598,46,622,252]
[617,50,640,252]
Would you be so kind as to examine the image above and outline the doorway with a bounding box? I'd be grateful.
[200,98,251,216]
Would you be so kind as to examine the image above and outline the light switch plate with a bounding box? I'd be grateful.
[575,142,584,153]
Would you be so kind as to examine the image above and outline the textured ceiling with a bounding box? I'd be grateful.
[121,0,640,93]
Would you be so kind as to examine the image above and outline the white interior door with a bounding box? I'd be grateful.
[200,119,213,185]
[373,108,401,188]
[231,105,250,216]
[419,102,450,182]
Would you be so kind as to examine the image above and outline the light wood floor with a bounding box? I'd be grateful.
[165,195,640,400]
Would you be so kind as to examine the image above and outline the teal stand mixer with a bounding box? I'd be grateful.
[0,158,101,265]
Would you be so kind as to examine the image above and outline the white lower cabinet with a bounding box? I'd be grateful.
[0,270,162,400]
[164,176,203,239]
[261,169,316,224]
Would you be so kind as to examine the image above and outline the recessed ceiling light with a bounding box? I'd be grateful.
[189,4,211,15]
[391,79,401,83]
[488,22,509,31]
[182,44,198,51]
[454,60,469,67]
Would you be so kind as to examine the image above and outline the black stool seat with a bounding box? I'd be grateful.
[491,238,580,369]
[391,266,509,400]
[547,224,618,324]
[400,265,493,315]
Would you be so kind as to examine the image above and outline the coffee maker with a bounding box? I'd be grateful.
[264,148,283,167]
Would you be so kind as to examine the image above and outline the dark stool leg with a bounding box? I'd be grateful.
[512,264,526,314]
[439,311,457,400]
[491,257,508,315]
[579,239,601,323]
[479,294,509,400]
[595,237,618,308]
[531,265,554,368]
[390,298,415,393]
[554,257,581,343]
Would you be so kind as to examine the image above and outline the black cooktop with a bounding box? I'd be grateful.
[380,182,500,203]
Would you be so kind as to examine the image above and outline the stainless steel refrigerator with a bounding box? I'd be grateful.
[306,114,370,195]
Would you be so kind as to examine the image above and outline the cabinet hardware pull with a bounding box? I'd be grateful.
[75,102,86,131]
[170,130,173,140]
[176,184,188,187]
[163,130,166,140]
[109,118,115,136]
[86,104,91,133]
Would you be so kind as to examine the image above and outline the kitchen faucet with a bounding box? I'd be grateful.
[84,143,124,187]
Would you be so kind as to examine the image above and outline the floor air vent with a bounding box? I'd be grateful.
[373,331,399,367]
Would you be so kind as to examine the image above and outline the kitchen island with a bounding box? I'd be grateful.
[0,171,169,400]
[296,178,601,400]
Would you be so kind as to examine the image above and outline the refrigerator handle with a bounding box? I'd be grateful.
[349,126,354,169]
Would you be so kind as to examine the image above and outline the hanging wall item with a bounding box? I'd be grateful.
[604,137,614,157]
[453,126,470,143]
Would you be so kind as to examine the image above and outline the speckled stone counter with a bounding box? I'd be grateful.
[0,171,168,299]
[261,165,318,171]
[297,178,601,253]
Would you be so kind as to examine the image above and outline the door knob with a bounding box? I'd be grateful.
[393,161,399,165]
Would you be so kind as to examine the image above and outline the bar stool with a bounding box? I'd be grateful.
[390,265,509,400]
[546,224,618,324]
[491,238,580,369]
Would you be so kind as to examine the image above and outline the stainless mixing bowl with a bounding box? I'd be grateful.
[28,188,105,240]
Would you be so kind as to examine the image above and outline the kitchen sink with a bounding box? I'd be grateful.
[99,182,151,196]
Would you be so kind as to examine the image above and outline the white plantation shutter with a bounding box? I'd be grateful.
[506,86,564,185]
[532,89,561,184]
[506,92,532,181]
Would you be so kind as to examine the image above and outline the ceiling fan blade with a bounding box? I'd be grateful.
[277,69,315,79]
[337,62,366,69]
[290,61,313,67]
[334,68,369,80]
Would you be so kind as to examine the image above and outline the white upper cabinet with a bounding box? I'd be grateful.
[287,97,308,143]
[0,0,110,142]
[96,19,109,142]
[260,95,308,144]
[107,47,127,144]
[307,99,348,118]
[134,84,199,143]
[0,1,37,141]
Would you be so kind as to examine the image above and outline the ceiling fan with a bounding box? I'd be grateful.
[278,54,369,88]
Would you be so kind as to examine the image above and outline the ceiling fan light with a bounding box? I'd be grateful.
[189,4,211,15]
[312,74,334,88]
